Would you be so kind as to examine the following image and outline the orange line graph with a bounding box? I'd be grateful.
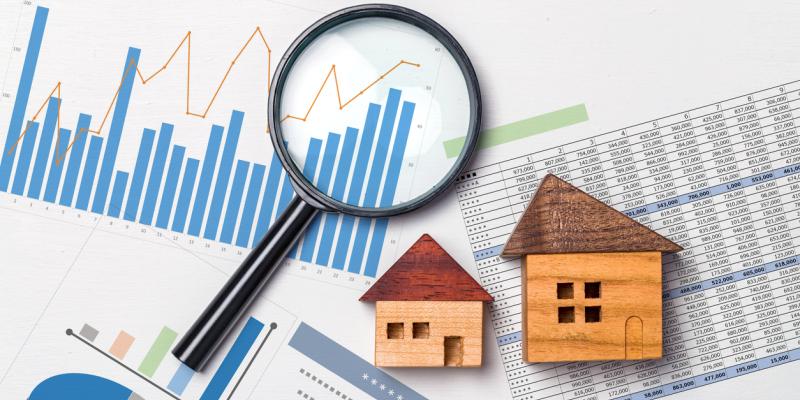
[281,60,420,123]
[8,27,419,166]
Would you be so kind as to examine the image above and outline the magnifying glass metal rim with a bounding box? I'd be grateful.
[174,4,481,371]
[268,3,482,217]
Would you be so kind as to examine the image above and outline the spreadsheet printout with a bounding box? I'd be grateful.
[455,80,800,400]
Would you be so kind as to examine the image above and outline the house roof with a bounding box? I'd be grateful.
[502,174,683,256]
[360,234,493,302]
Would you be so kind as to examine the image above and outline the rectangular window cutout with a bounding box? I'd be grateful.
[558,306,575,323]
[387,322,404,339]
[585,282,601,298]
[413,322,430,339]
[585,306,601,323]
[557,282,574,299]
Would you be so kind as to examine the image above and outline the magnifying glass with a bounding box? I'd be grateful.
[173,3,481,370]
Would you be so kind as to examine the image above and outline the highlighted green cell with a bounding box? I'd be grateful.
[443,103,589,158]
[137,326,177,377]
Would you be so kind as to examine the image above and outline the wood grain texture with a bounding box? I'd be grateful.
[502,174,683,256]
[360,234,493,302]
[374,301,484,367]
[522,252,663,362]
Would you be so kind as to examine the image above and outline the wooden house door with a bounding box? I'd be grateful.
[444,336,463,366]
[625,317,643,359]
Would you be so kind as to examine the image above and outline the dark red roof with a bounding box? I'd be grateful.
[359,234,493,302]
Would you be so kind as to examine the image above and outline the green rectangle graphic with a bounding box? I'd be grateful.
[443,104,589,158]
[137,326,178,377]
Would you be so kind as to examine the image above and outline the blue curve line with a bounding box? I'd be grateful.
[29,373,134,400]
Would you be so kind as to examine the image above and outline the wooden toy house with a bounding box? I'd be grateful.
[360,234,493,367]
[502,174,682,362]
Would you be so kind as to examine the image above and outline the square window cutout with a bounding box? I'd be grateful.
[585,306,601,323]
[413,322,430,339]
[585,282,601,298]
[557,282,574,299]
[387,323,404,339]
[558,306,575,323]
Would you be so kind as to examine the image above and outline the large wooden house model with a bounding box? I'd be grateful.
[502,174,682,362]
[360,234,493,367]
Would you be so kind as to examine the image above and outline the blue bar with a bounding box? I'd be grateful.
[27,97,59,199]
[10,121,39,195]
[91,47,140,214]
[364,101,415,277]
[75,136,103,210]
[107,171,129,218]
[347,90,400,273]
[59,114,91,206]
[167,363,195,396]
[124,128,156,221]
[287,138,322,258]
[220,160,249,244]
[332,104,380,269]
[235,163,265,248]
[253,154,283,241]
[156,145,185,228]
[199,317,264,400]
[172,158,199,233]
[363,88,400,207]
[347,218,372,274]
[188,125,224,236]
[140,123,173,225]
[277,173,294,214]
[347,103,380,206]
[43,128,71,202]
[380,101,414,207]
[0,6,47,191]
[300,133,339,262]
[204,110,243,240]
[316,127,357,266]
[364,218,389,278]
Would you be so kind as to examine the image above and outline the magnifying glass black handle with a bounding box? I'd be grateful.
[172,196,317,371]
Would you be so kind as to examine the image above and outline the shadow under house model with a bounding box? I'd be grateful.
[502,174,683,363]
[360,234,493,367]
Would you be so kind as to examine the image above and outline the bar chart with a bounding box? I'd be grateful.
[64,317,276,399]
[0,6,416,278]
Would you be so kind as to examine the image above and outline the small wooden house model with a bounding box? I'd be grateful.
[502,174,682,362]
[360,234,493,367]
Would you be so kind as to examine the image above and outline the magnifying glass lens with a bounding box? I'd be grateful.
[279,16,472,210]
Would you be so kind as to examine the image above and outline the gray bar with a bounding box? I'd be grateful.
[79,324,99,342]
